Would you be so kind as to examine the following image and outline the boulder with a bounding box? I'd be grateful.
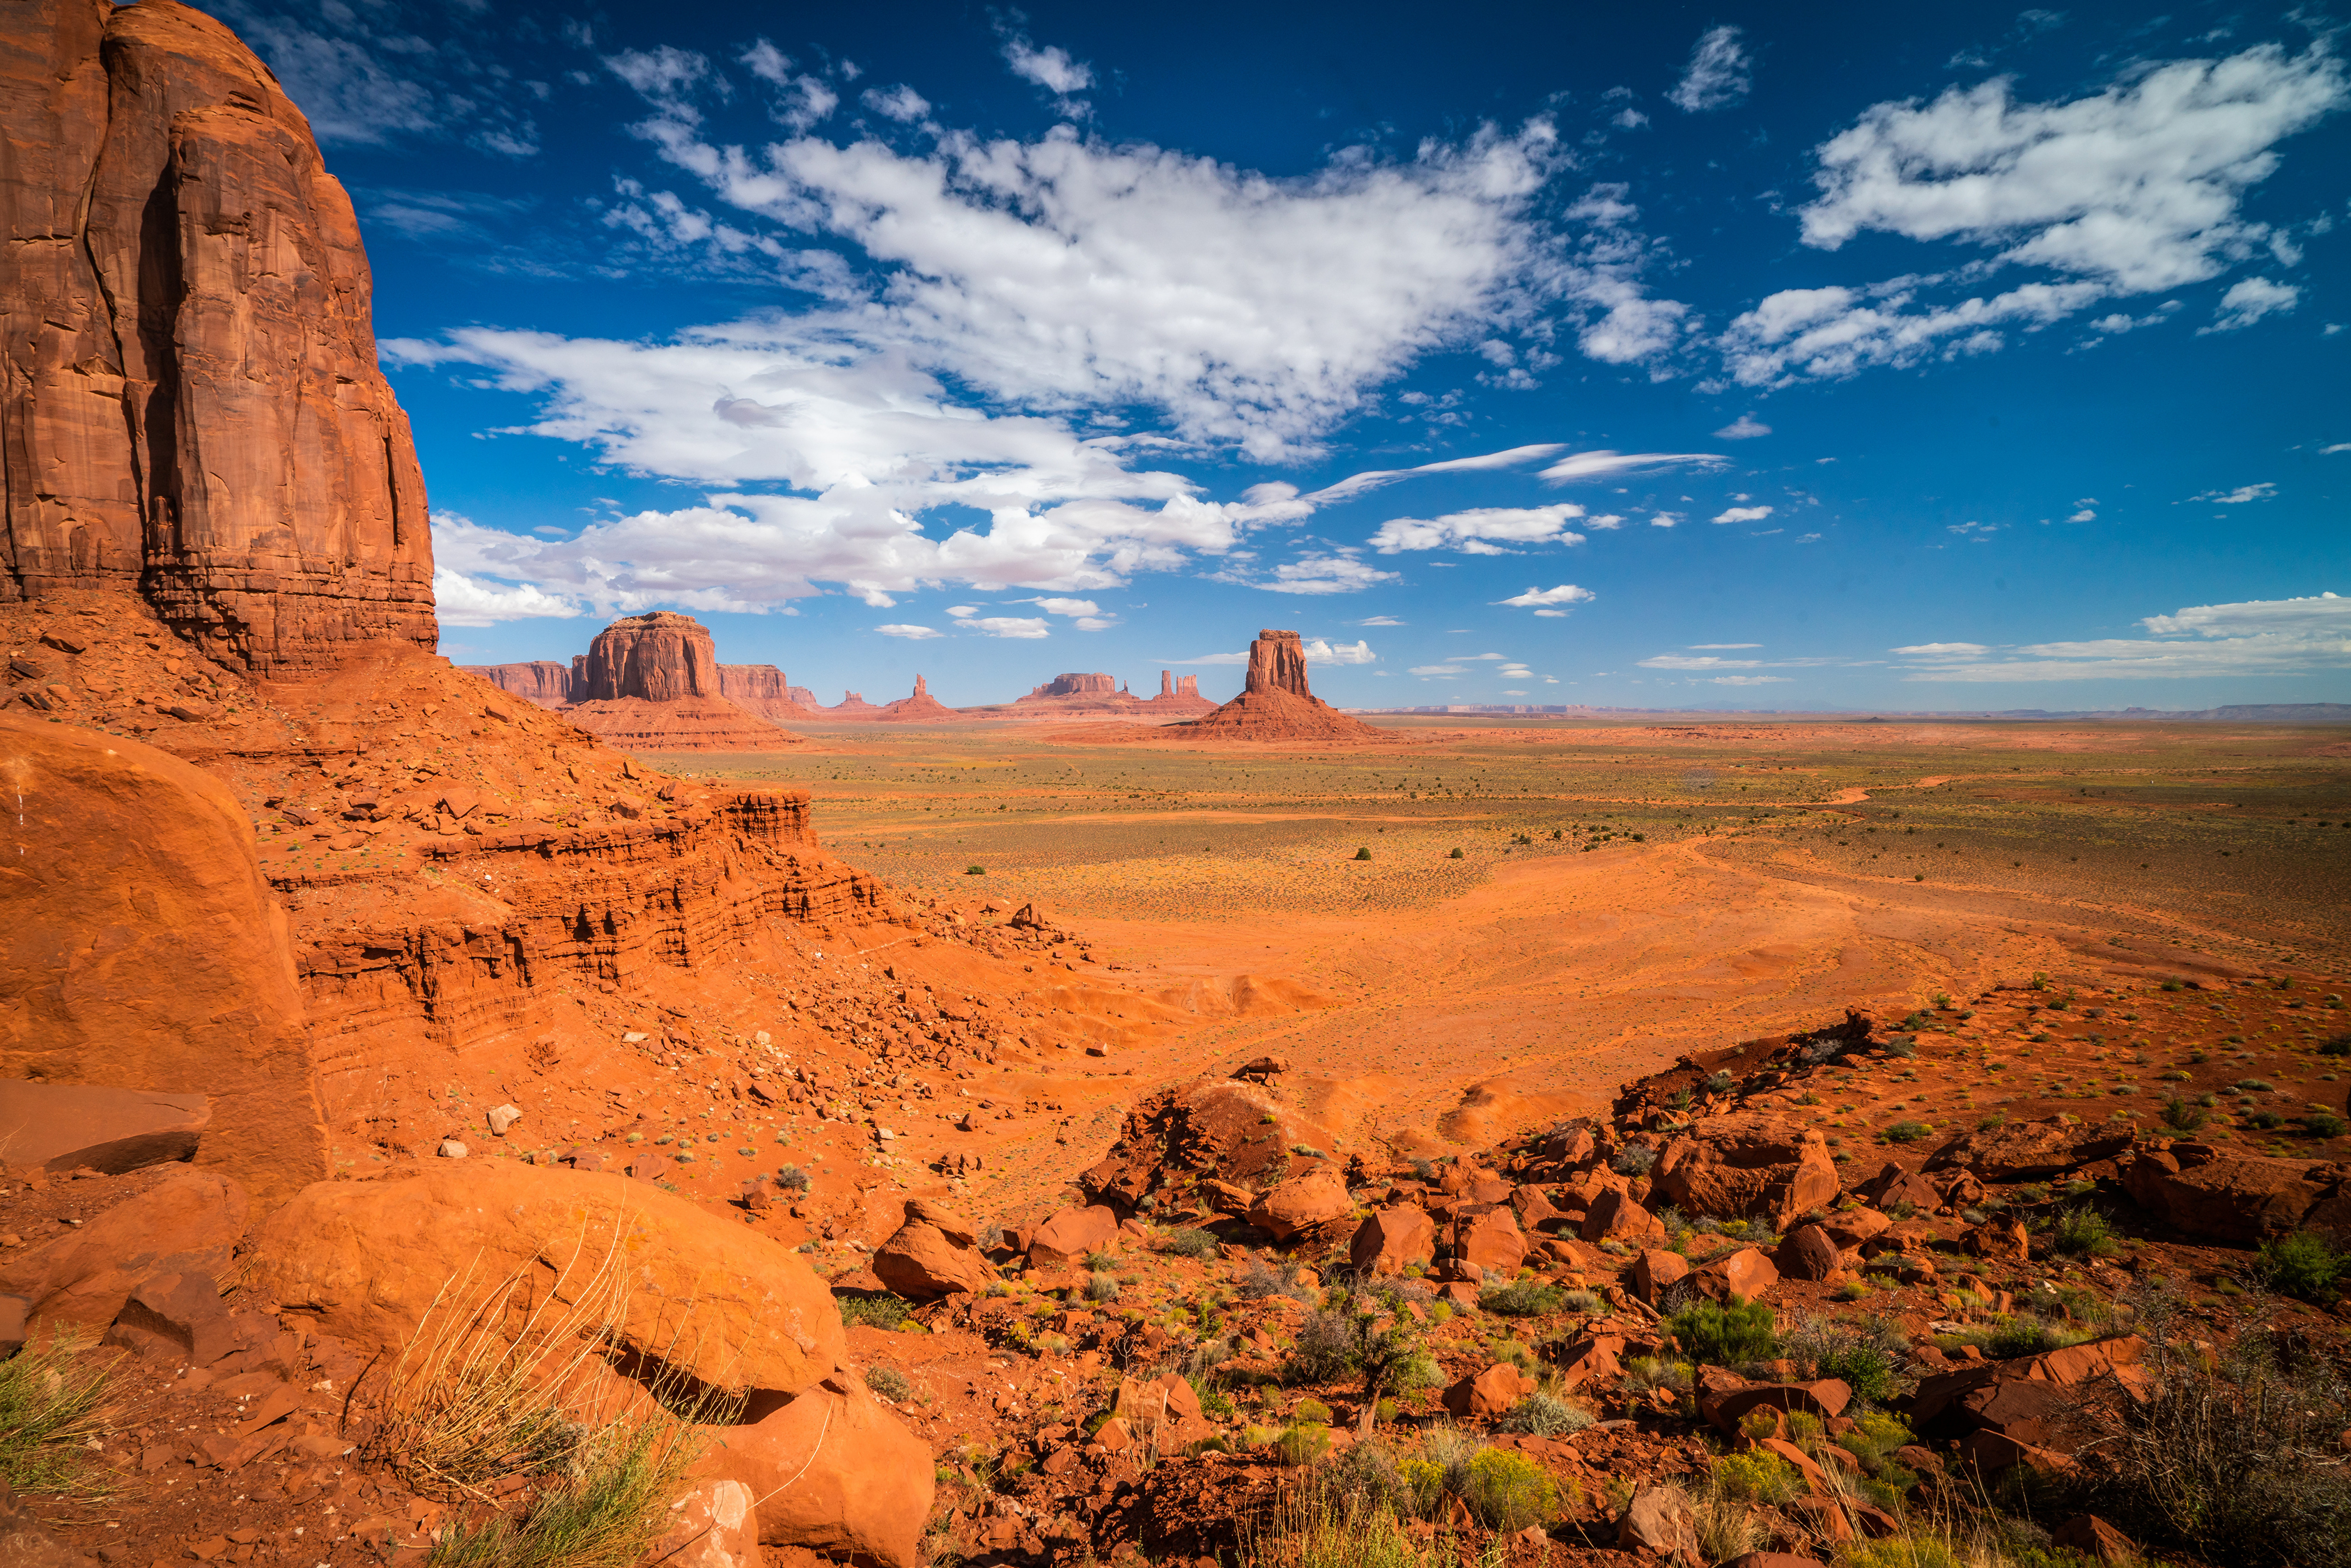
[244,1163,844,1404]
[1927,1118,2136,1181]
[1248,1168,1352,1240]
[2050,1516,2139,1565]
[0,719,327,1208]
[1453,1208,1530,1273]
[697,1377,933,1567]
[644,1479,761,1568]
[1027,1205,1121,1266]
[872,1202,992,1300]
[1818,1207,1892,1248]
[1962,1216,2031,1261]
[1550,1335,1624,1391]
[1773,1225,1842,1281]
[0,1081,209,1175]
[101,1271,242,1366]
[2122,1146,2334,1242]
[1701,1380,1853,1436]
[1350,1207,1435,1276]
[1653,1117,1839,1226]
[0,1167,245,1334]
[1691,1247,1779,1304]
[1630,1249,1691,1304]
[1615,1486,1697,1558]
[1580,1187,1666,1245]
[1443,1363,1541,1420]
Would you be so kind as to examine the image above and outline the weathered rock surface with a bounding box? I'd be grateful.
[719,662,818,723]
[0,1080,209,1174]
[1351,1206,1435,1275]
[0,0,435,670]
[1443,1362,1540,1419]
[463,661,576,708]
[1247,1167,1352,1239]
[1926,1117,2136,1181]
[245,1163,846,1401]
[872,1199,992,1298]
[2121,1145,2345,1242]
[1652,1117,1839,1226]
[697,1377,934,1567]
[0,717,326,1205]
[557,613,801,752]
[1177,631,1392,743]
[645,1479,761,1568]
[1027,1205,1121,1267]
[0,1167,245,1333]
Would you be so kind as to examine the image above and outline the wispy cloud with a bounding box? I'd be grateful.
[1893,592,2351,680]
[1667,26,1753,114]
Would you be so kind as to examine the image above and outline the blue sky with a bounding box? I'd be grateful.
[224,0,2349,709]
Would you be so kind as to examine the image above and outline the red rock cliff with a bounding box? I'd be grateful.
[1245,630,1310,696]
[580,611,720,701]
[0,0,435,674]
[464,660,577,708]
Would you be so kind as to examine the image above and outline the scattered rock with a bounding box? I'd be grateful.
[1027,1205,1121,1266]
[1350,1207,1435,1276]
[696,1377,933,1568]
[485,1105,522,1137]
[1247,1168,1351,1240]
[872,1200,993,1299]
[1927,1117,2137,1182]
[0,1167,246,1334]
[1615,1485,1697,1558]
[1443,1363,1540,1420]
[1653,1118,1839,1227]
[1773,1224,1842,1281]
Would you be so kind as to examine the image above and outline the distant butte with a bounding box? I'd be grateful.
[1176,629,1394,742]
[470,612,801,751]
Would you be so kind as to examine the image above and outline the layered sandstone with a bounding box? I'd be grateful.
[0,0,436,673]
[557,613,802,752]
[1178,630,1391,742]
[1144,669,1216,716]
[880,674,958,722]
[465,660,575,708]
[820,691,886,719]
[720,663,818,723]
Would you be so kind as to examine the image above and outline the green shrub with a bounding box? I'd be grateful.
[1666,1298,1777,1366]
[2303,1112,2349,1139]
[1497,1393,1593,1437]
[1283,1309,1362,1385]
[2163,1095,2210,1132]
[1273,1423,1331,1466]
[1085,1272,1122,1303]
[2048,1204,2118,1258]
[1884,1120,1931,1143]
[1458,1448,1558,1530]
[0,1329,111,1494]
[1164,1226,1220,1259]
[1478,1280,1564,1317]
[1710,1449,1801,1504]
[865,1366,914,1402]
[2253,1231,2349,1303]
[1558,1288,1604,1315]
[838,1293,911,1330]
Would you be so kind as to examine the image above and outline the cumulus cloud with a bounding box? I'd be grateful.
[1895,591,2351,680]
[1714,413,1771,438]
[1305,638,1379,665]
[2204,275,2300,332]
[1369,504,1587,554]
[861,84,932,123]
[877,623,944,639]
[1668,26,1753,114]
[1212,553,1403,596]
[1730,44,2347,384]
[433,569,583,627]
[1001,35,1094,97]
[946,606,1052,638]
[1713,505,1775,523]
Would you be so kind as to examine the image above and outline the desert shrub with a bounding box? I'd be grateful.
[1084,1248,1118,1271]
[1884,1120,1931,1143]
[1323,1439,1412,1516]
[2087,1333,2351,1567]
[427,1408,712,1568]
[2162,1095,2210,1132]
[1458,1448,1558,1530]
[1085,1272,1122,1304]
[866,1366,914,1402]
[1618,1356,1692,1396]
[1703,1070,1736,1094]
[1611,1141,1657,1175]
[774,1165,810,1191]
[1782,1314,1905,1404]
[1284,1309,1363,1385]
[838,1293,912,1330]
[2305,1112,2350,1139]
[0,1328,112,1495]
[2253,1230,2350,1303]
[1497,1393,1593,1437]
[1273,1423,1332,1466]
[1666,1298,1777,1366]
[1478,1280,1564,1317]
[1710,1449,1800,1504]
[1164,1227,1220,1259]
[1693,1488,1760,1563]
[1883,1036,1919,1059]
[1237,1255,1314,1304]
[1558,1288,1604,1315]
[1837,1537,1965,1568]
[1985,1318,2085,1360]
[2048,1204,2118,1258]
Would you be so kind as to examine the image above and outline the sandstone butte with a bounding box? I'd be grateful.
[468,610,804,753]
[1176,628,1395,742]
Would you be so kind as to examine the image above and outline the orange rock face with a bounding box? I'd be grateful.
[464,660,576,708]
[1177,630,1392,743]
[0,715,326,1207]
[0,0,435,673]
[530,612,803,751]
[720,662,817,723]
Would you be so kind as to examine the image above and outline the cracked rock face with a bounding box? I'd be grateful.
[0,0,436,674]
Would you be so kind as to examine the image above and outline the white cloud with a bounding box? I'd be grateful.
[1735,44,2348,384]
[1704,675,1792,686]
[2066,507,2097,523]
[1494,584,1595,612]
[1649,512,1681,528]
[1029,597,1100,616]
[861,85,932,123]
[2188,481,2277,504]
[1305,638,1378,665]
[1585,513,1625,529]
[1356,615,1405,626]
[1221,554,1403,595]
[955,614,1051,638]
[1304,443,1566,504]
[1536,450,1726,483]
[1714,413,1771,438]
[2322,443,2351,455]
[1896,592,2351,680]
[1368,504,1587,554]
[1667,26,1753,114]
[1713,505,1775,524]
[1410,663,1466,676]
[1690,642,1762,649]
[2203,276,2300,332]
[1640,653,1760,669]
[432,568,583,627]
[1001,36,1094,97]
[877,623,944,639]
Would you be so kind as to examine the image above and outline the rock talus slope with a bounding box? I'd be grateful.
[0,0,435,673]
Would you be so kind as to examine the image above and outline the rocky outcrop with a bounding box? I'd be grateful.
[558,613,801,751]
[246,1163,847,1401]
[1926,1117,2136,1182]
[0,0,435,673]
[872,1198,992,1298]
[2121,1144,2351,1242]
[0,716,326,1206]
[0,1166,246,1334]
[1030,673,1120,698]
[880,674,958,722]
[1246,1167,1352,1239]
[465,660,576,708]
[720,662,817,723]
[1145,669,1216,716]
[1177,631,1392,743]
[1652,1117,1839,1227]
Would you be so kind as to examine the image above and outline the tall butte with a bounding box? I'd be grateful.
[0,0,434,672]
[1179,629,1392,742]
[559,611,801,752]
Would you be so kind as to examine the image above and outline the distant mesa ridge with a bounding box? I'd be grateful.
[464,612,799,752]
[1178,629,1392,743]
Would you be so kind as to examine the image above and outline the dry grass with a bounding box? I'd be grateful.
[0,1326,118,1498]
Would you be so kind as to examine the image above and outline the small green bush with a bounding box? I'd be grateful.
[1164,1226,1220,1259]
[1497,1393,1593,1437]
[1459,1448,1558,1530]
[0,1329,111,1494]
[1884,1120,1931,1143]
[866,1366,915,1402]
[2303,1112,2349,1139]
[2162,1095,2210,1132]
[838,1293,911,1330]
[1272,1423,1331,1466]
[1666,1298,1777,1366]
[2254,1230,2349,1302]
[1085,1272,1122,1303]
[1479,1280,1564,1317]
[964,865,986,875]
[2048,1204,2118,1258]
[1711,1449,1801,1504]
[1353,847,1372,861]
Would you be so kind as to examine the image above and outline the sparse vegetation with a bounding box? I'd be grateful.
[1666,1298,1777,1366]
[0,1328,114,1495]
